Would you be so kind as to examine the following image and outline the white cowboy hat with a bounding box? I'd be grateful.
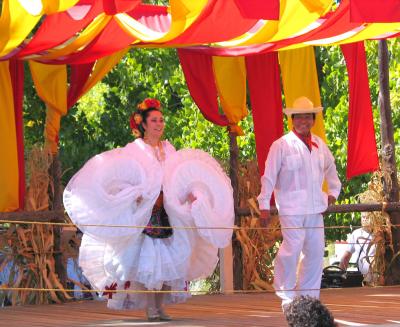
[283,96,323,116]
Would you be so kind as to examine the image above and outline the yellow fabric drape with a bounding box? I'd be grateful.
[212,56,247,135]
[79,48,129,97]
[0,0,41,57]
[115,0,208,43]
[216,0,333,47]
[338,23,400,45]
[279,46,326,142]
[29,49,128,153]
[29,62,68,153]
[42,0,80,14]
[0,61,19,211]
[0,0,79,57]
[36,14,112,60]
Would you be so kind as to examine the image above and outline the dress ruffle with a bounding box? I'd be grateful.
[163,149,235,249]
[63,142,162,240]
[63,143,233,310]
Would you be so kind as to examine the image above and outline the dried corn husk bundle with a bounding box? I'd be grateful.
[236,160,282,291]
[0,145,71,305]
[357,171,397,286]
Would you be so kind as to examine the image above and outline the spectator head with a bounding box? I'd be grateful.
[361,212,372,232]
[284,295,337,327]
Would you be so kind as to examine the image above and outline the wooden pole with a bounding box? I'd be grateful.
[229,131,243,290]
[50,154,67,287]
[378,39,400,285]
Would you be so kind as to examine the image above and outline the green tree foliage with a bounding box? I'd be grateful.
[317,39,400,239]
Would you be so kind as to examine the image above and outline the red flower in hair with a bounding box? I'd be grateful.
[129,113,142,138]
[137,98,161,110]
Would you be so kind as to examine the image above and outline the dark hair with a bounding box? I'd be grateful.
[137,107,161,138]
[284,296,337,327]
[291,113,316,120]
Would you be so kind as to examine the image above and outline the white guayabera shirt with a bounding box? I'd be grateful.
[258,131,341,215]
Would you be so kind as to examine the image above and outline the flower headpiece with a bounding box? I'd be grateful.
[130,98,162,138]
[137,98,161,111]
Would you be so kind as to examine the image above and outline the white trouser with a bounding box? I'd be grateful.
[273,214,325,307]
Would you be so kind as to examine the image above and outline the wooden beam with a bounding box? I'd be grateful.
[378,39,400,285]
[3,202,400,222]
[0,209,65,222]
[236,202,400,217]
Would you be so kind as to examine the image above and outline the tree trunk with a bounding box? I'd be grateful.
[229,132,243,290]
[49,155,67,287]
[378,39,400,285]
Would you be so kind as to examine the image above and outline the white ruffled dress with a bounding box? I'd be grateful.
[63,139,234,309]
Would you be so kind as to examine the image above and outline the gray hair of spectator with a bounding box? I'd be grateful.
[284,295,338,327]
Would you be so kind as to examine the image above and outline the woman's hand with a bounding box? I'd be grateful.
[187,193,197,204]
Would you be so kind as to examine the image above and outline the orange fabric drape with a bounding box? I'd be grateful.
[279,46,327,142]
[29,49,128,153]
[212,56,247,135]
[0,61,19,211]
[29,62,68,153]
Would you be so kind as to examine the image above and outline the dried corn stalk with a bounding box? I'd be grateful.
[0,145,71,305]
[357,171,397,286]
[236,160,282,290]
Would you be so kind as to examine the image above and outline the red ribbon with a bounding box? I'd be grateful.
[293,129,319,151]
[104,282,118,299]
[124,281,131,290]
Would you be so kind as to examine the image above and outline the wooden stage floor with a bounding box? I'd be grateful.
[1,286,400,326]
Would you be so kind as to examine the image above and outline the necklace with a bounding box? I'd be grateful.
[144,138,165,162]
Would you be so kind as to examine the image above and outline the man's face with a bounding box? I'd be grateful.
[292,113,315,135]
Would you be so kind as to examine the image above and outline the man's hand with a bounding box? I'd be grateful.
[259,209,271,228]
[328,195,336,206]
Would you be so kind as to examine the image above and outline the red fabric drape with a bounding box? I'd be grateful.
[168,1,260,44]
[18,0,104,58]
[178,49,229,126]
[341,42,379,179]
[234,0,280,20]
[67,62,95,108]
[245,53,283,175]
[9,59,25,209]
[42,19,135,65]
[350,0,400,22]
[103,0,140,15]
[182,0,359,57]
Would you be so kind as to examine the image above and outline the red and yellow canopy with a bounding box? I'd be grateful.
[1,0,398,211]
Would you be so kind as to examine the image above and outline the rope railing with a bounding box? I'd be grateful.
[2,285,396,295]
[1,284,398,296]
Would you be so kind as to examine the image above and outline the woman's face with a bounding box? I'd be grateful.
[143,110,165,140]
